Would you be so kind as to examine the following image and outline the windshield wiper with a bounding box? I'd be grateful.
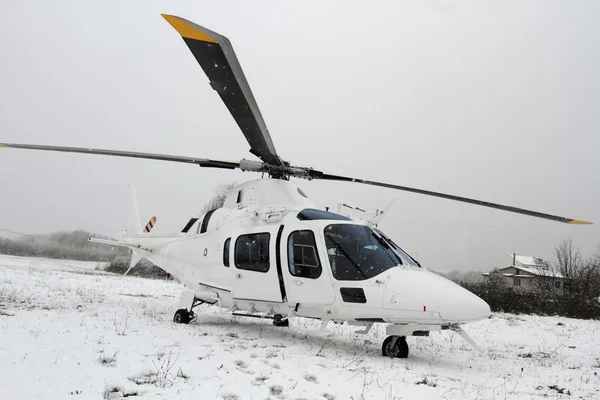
[373,229,421,268]
[325,234,368,280]
[371,232,402,265]
[390,239,421,268]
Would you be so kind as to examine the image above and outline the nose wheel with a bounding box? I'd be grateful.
[382,335,409,358]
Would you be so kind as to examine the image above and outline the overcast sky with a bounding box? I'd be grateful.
[1,0,598,272]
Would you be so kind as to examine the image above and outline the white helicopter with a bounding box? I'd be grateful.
[1,14,592,358]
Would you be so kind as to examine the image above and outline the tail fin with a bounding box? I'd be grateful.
[90,185,158,276]
[143,216,157,233]
[127,185,142,238]
[125,252,143,276]
[125,216,158,275]
[123,186,159,275]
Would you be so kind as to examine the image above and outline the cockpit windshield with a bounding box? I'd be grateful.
[324,224,401,281]
[373,228,421,268]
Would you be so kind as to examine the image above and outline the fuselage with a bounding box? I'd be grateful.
[131,178,491,326]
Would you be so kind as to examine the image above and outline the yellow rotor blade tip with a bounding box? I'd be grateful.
[161,14,217,43]
[568,219,593,225]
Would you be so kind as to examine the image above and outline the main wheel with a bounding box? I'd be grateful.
[273,314,289,327]
[173,308,191,324]
[382,335,409,358]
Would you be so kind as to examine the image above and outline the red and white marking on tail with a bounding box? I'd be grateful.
[144,216,157,233]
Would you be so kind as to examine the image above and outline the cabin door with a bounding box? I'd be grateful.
[280,226,335,305]
[231,228,283,302]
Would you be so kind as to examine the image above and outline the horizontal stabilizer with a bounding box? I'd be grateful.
[89,237,146,276]
[88,237,134,248]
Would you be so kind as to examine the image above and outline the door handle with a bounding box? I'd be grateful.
[294,280,303,286]
[236,274,242,279]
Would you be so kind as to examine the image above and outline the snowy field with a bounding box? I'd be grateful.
[1,254,599,400]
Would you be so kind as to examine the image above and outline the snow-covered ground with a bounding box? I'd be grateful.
[0,254,599,400]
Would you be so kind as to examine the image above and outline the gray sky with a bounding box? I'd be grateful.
[1,0,598,272]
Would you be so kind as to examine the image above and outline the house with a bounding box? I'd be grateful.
[482,253,565,291]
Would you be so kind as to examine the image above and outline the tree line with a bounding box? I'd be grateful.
[0,230,126,262]
[0,231,170,279]
[456,239,600,320]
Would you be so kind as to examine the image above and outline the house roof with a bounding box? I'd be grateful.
[516,266,564,279]
[487,265,564,279]
[507,254,548,267]
[482,254,564,279]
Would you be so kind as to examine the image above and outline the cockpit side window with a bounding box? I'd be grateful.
[288,230,322,279]
[324,224,400,281]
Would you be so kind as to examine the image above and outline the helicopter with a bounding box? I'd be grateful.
[1,14,592,358]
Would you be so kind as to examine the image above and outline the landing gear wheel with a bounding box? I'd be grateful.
[273,314,289,327]
[173,308,191,324]
[382,335,409,358]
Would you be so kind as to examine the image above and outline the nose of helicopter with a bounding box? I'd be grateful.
[384,268,491,323]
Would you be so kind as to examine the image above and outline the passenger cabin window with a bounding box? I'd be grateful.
[223,238,231,267]
[288,230,322,279]
[234,233,270,272]
[324,224,400,281]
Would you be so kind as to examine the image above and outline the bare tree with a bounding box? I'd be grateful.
[553,238,582,282]
[540,239,600,318]
[201,182,237,214]
[576,246,600,300]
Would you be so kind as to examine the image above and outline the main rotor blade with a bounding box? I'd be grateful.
[318,173,592,225]
[0,143,240,170]
[162,14,283,167]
